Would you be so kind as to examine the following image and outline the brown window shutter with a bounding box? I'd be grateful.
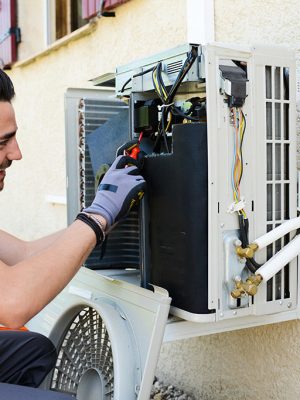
[0,0,18,68]
[103,0,129,10]
[82,0,129,18]
[82,0,101,19]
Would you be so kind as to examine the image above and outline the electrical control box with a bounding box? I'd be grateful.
[115,43,297,322]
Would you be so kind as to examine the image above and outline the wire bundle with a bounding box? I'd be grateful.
[120,47,199,153]
[231,107,246,215]
[231,108,260,273]
[152,47,199,152]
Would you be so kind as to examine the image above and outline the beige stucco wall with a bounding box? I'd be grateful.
[156,1,300,400]
[214,0,300,48]
[17,0,46,59]
[158,320,300,399]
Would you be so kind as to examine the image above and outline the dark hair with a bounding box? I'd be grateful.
[0,69,15,102]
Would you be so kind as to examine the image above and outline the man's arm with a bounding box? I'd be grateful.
[0,219,97,329]
[0,229,66,265]
[0,155,146,329]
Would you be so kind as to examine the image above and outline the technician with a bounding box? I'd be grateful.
[0,69,145,399]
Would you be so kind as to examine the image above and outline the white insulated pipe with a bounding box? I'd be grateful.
[253,216,300,250]
[255,234,300,281]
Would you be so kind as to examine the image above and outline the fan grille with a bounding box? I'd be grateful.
[51,307,114,399]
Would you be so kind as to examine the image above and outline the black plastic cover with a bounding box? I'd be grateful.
[219,64,248,107]
[142,123,210,314]
[134,101,159,135]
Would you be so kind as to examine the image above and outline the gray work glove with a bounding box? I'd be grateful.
[83,155,146,229]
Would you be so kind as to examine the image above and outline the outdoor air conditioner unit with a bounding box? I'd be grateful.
[27,43,299,400]
[114,42,297,322]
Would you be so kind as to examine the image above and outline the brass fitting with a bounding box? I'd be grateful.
[246,274,263,286]
[236,243,258,259]
[231,274,263,299]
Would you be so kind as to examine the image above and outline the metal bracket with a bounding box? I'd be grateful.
[223,230,249,309]
[0,27,21,45]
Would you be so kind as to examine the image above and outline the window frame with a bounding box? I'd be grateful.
[45,0,87,45]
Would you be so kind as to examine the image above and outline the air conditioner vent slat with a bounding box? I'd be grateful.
[265,65,291,303]
[166,60,183,75]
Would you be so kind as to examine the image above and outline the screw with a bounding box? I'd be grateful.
[234,239,242,247]
[233,311,237,315]
[287,302,292,308]
[220,313,224,318]
[135,385,140,394]
[220,223,225,228]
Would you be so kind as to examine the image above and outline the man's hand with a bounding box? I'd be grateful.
[83,155,146,229]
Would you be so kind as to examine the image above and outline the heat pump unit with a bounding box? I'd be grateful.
[115,42,298,322]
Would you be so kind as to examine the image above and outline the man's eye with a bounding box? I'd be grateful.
[0,140,9,146]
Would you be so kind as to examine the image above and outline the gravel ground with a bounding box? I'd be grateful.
[150,377,195,400]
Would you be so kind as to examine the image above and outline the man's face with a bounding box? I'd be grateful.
[0,101,22,191]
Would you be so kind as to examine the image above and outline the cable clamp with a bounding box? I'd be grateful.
[227,197,246,214]
[160,102,174,109]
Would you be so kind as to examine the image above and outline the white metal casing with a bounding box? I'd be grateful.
[203,43,297,321]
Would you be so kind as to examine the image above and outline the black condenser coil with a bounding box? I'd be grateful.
[84,108,140,270]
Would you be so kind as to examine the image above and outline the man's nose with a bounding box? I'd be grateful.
[7,137,22,161]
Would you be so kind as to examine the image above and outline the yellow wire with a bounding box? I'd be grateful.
[165,112,172,131]
[240,110,247,218]
[153,67,173,134]
[232,107,247,219]
[153,69,168,101]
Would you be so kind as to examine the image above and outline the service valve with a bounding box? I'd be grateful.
[231,274,263,299]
